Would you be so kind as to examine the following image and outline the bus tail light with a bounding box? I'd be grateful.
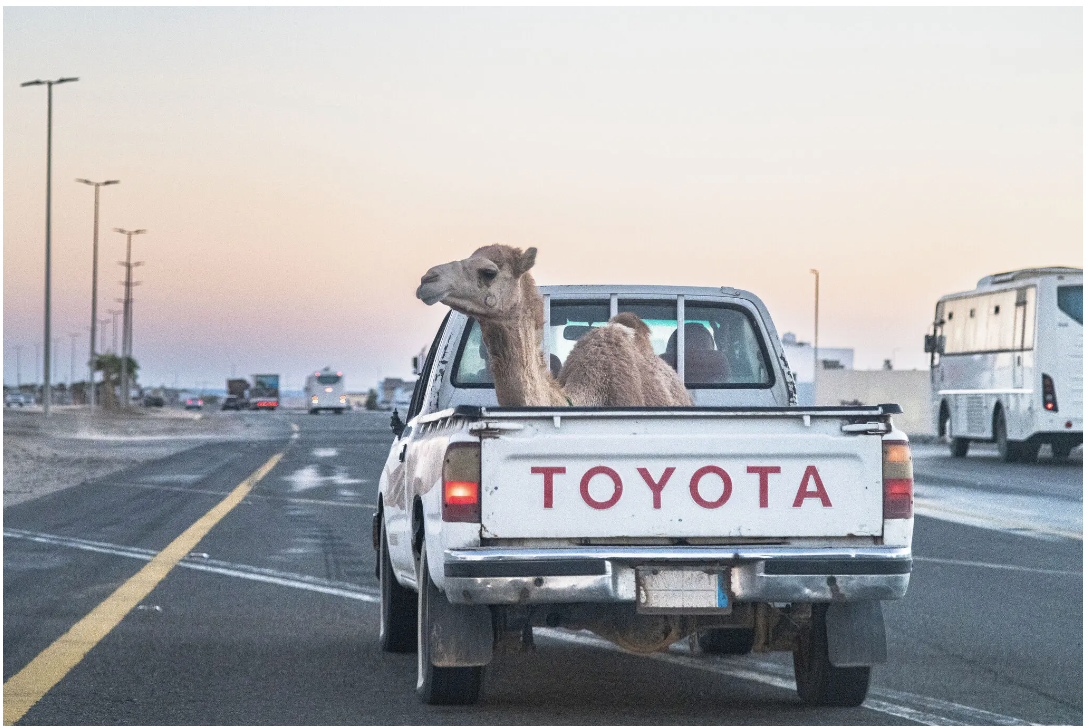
[443,442,481,523]
[882,440,913,520]
[1042,374,1057,412]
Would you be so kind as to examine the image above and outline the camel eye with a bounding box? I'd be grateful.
[480,268,498,283]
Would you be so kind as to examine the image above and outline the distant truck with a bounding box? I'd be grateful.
[224,378,250,410]
[251,374,280,410]
[305,367,347,414]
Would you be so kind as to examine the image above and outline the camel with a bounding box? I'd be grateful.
[416,244,692,407]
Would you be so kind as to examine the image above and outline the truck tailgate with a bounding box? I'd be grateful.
[479,412,884,539]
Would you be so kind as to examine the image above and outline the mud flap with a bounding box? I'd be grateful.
[825,600,887,667]
[426,576,494,668]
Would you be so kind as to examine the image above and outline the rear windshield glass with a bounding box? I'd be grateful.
[317,374,341,385]
[1057,285,1082,325]
[453,299,773,388]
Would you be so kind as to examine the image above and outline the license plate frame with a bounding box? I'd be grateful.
[636,567,732,614]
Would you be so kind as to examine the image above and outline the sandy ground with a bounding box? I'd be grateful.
[2,406,272,508]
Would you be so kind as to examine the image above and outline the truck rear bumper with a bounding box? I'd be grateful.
[442,546,911,605]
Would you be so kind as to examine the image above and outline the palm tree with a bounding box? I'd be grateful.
[94,353,139,408]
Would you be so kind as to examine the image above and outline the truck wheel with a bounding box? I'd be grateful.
[379,522,417,653]
[793,604,870,707]
[995,408,1023,463]
[1052,442,1073,459]
[693,628,755,655]
[416,549,482,705]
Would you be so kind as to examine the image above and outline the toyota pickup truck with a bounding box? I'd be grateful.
[374,285,913,707]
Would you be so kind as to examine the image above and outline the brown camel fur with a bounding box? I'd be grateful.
[416,245,692,407]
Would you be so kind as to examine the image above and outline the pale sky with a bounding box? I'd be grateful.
[4,7,1082,392]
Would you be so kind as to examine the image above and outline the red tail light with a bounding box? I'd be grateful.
[442,443,481,523]
[882,440,913,520]
[1042,374,1057,412]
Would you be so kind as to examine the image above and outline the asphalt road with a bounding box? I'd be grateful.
[3,411,1082,725]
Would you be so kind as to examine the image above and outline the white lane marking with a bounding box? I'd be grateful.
[5,529,1043,725]
[95,481,371,509]
[312,448,338,458]
[3,529,378,603]
[914,482,1082,542]
[536,630,1040,726]
[284,464,363,492]
[914,556,1081,577]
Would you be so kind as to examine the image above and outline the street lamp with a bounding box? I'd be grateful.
[77,178,119,409]
[22,75,79,417]
[810,269,819,405]
[114,228,146,407]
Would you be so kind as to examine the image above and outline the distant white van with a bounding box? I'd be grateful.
[925,266,1082,461]
[305,367,347,414]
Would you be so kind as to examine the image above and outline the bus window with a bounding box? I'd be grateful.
[1058,285,1082,325]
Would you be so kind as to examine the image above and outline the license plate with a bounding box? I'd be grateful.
[636,567,731,614]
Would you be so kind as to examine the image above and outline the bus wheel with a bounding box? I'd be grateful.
[941,409,968,457]
[995,408,1023,463]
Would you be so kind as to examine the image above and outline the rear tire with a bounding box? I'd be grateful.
[1052,442,1073,459]
[941,408,969,457]
[379,522,417,653]
[793,604,870,707]
[995,408,1023,463]
[416,549,482,705]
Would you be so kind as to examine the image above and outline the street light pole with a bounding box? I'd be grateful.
[77,178,119,409]
[114,228,146,407]
[810,269,819,405]
[22,76,79,417]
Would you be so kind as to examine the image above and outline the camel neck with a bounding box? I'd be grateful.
[479,287,567,407]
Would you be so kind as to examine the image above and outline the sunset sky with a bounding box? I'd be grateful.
[3,7,1082,393]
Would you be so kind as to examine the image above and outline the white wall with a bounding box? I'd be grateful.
[815,369,932,436]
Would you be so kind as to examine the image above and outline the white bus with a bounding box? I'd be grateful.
[925,266,1082,461]
[305,367,347,414]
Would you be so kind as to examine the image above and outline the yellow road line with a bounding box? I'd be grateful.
[3,451,284,726]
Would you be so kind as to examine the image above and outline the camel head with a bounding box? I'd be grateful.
[416,244,538,320]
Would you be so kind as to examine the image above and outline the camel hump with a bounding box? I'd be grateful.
[608,312,651,338]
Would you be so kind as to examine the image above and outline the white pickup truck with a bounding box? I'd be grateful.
[374,285,913,707]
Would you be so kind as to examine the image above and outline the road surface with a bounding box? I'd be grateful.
[3,411,1081,724]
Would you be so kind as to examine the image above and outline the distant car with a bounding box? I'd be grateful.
[144,394,165,407]
[221,395,243,411]
[4,393,30,407]
[184,396,204,410]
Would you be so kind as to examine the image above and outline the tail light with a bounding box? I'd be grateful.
[1042,374,1057,412]
[442,442,481,523]
[882,440,913,520]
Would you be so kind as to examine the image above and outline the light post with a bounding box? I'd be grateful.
[77,178,119,409]
[14,345,23,389]
[114,228,146,407]
[22,75,79,417]
[810,269,819,405]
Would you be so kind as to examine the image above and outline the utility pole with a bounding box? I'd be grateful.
[77,178,119,409]
[99,318,110,354]
[809,269,819,405]
[108,309,122,354]
[14,345,24,388]
[114,228,146,407]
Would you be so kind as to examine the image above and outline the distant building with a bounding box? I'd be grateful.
[780,332,854,406]
[377,377,415,410]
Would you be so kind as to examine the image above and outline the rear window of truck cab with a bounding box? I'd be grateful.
[452,299,773,388]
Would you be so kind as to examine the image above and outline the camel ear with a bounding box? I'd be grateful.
[517,247,537,275]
